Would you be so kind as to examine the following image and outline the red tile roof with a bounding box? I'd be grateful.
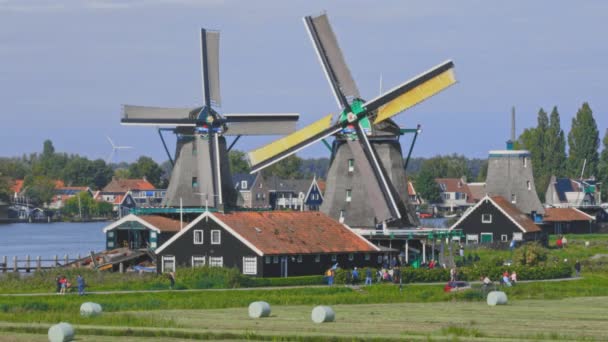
[491,196,541,233]
[407,181,416,196]
[139,215,183,232]
[317,180,326,193]
[543,208,595,222]
[213,211,378,255]
[103,178,156,192]
[11,179,24,193]
[435,178,475,203]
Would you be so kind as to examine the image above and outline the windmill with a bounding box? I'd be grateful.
[248,13,456,228]
[121,28,299,209]
[106,136,133,164]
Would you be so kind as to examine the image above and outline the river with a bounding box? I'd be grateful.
[0,221,107,260]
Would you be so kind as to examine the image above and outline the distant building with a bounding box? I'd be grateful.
[103,214,185,250]
[100,177,165,208]
[233,173,270,209]
[48,186,92,210]
[466,182,486,203]
[233,174,325,211]
[545,176,602,209]
[434,177,475,212]
[449,195,545,244]
[407,181,422,206]
[154,211,381,276]
[541,207,596,235]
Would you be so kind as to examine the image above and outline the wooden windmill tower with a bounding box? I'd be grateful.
[122,29,299,209]
[248,13,456,228]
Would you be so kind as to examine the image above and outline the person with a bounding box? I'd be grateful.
[168,271,175,289]
[556,236,563,248]
[325,268,334,286]
[562,236,568,248]
[429,259,435,269]
[59,275,67,295]
[483,275,492,287]
[510,271,517,285]
[76,274,85,296]
[351,267,359,285]
[55,275,61,294]
[459,244,464,258]
[509,239,516,251]
[450,268,456,282]
[365,268,372,286]
[502,272,511,287]
[575,260,581,277]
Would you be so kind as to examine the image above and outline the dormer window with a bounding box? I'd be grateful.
[241,180,247,189]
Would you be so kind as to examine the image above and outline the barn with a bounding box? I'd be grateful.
[103,214,184,250]
[449,195,545,244]
[541,207,596,234]
[154,211,382,276]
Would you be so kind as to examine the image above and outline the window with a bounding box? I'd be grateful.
[480,233,493,243]
[527,180,531,190]
[331,255,337,262]
[192,142,197,156]
[365,253,370,261]
[523,157,527,167]
[192,177,198,188]
[193,230,204,244]
[442,193,451,200]
[273,256,279,264]
[192,256,206,268]
[243,256,257,275]
[482,213,492,223]
[377,255,383,264]
[513,233,523,241]
[348,159,354,172]
[511,194,517,204]
[297,255,303,263]
[241,180,248,189]
[346,189,352,202]
[439,183,446,191]
[339,210,345,223]
[211,230,221,244]
[315,254,320,263]
[348,253,354,261]
[501,234,508,242]
[265,256,271,264]
[209,256,223,267]
[162,255,175,273]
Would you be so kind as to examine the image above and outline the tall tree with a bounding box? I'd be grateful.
[415,167,441,203]
[599,128,608,201]
[518,108,549,197]
[537,106,567,194]
[567,102,600,178]
[128,156,163,187]
[262,155,303,179]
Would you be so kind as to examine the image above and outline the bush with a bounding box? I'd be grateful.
[513,242,548,266]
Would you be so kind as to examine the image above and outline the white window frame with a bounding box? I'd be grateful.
[501,234,508,242]
[241,180,248,189]
[523,157,527,167]
[314,254,320,263]
[192,255,206,268]
[348,253,354,261]
[511,194,517,204]
[209,256,223,267]
[527,180,531,190]
[265,256,271,264]
[273,256,279,264]
[339,210,345,223]
[513,232,523,241]
[345,189,352,202]
[466,234,479,244]
[211,230,221,244]
[193,230,204,245]
[348,159,354,172]
[482,213,492,223]
[331,254,337,262]
[162,255,175,273]
[242,256,257,275]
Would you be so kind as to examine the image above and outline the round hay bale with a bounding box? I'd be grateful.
[311,305,335,323]
[248,301,271,318]
[487,291,508,306]
[48,322,74,342]
[80,302,103,317]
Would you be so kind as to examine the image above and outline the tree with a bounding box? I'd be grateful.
[23,175,56,205]
[128,156,163,187]
[544,106,567,177]
[567,102,600,178]
[415,167,441,203]
[0,175,11,202]
[262,155,303,179]
[517,108,549,198]
[62,191,96,218]
[599,129,608,201]
[229,150,249,174]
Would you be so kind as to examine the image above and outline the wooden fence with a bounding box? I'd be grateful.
[1,255,81,273]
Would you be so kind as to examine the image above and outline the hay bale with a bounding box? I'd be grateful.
[248,301,271,318]
[311,306,335,323]
[80,302,103,317]
[487,291,508,306]
[48,322,74,342]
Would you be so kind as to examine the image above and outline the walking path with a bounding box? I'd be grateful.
[0,277,582,297]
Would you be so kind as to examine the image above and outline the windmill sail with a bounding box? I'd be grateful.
[121,105,195,125]
[201,29,221,107]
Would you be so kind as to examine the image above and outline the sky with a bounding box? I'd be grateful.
[1,0,607,164]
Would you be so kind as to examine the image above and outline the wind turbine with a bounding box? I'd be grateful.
[106,136,133,164]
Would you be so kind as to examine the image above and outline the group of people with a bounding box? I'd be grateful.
[324,265,402,286]
[55,274,86,295]
[556,235,568,248]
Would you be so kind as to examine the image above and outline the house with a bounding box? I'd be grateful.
[101,177,165,208]
[407,181,421,206]
[449,195,544,244]
[541,207,596,235]
[154,211,382,276]
[303,176,324,211]
[266,176,311,211]
[466,182,486,203]
[545,176,602,209]
[233,173,270,209]
[103,214,185,250]
[48,186,93,210]
[94,191,137,218]
[435,177,475,212]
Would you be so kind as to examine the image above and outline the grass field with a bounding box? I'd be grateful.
[2,296,607,341]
